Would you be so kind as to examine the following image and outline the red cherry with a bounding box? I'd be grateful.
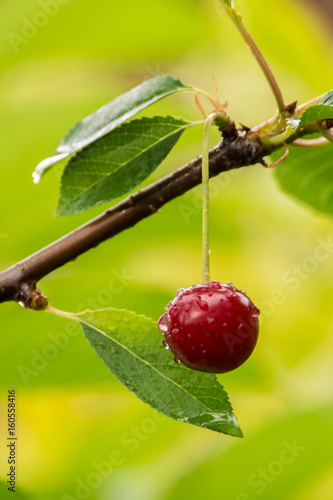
[158,281,259,373]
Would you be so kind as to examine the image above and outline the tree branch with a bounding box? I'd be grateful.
[0,108,328,308]
[0,130,266,307]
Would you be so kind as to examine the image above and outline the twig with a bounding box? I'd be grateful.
[0,130,266,307]
[0,106,329,308]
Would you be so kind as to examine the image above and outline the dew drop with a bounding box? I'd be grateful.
[196,296,209,311]
[209,281,221,289]
[169,306,178,318]
[227,282,236,289]
[185,304,191,313]
[158,313,169,333]
[162,338,170,350]
[207,317,215,324]
[172,328,180,336]
[252,307,260,317]
[202,350,207,354]
[174,357,181,364]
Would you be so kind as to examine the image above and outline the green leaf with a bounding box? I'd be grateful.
[72,308,242,437]
[295,90,333,129]
[299,105,333,128]
[319,89,333,106]
[56,115,195,216]
[34,75,193,182]
[274,143,333,216]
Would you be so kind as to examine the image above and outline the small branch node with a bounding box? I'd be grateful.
[284,101,297,115]
[15,282,49,311]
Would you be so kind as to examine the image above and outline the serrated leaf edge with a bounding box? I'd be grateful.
[55,116,199,216]
[34,75,195,182]
[74,307,242,436]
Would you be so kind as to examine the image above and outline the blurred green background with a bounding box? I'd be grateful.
[1,0,333,498]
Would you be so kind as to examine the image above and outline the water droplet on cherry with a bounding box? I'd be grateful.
[158,313,168,333]
[252,307,260,317]
[209,281,221,289]
[196,295,209,311]
[169,306,178,318]
[162,338,170,350]
[158,281,260,373]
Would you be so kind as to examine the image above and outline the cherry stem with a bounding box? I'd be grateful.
[201,112,219,284]
[218,1,285,114]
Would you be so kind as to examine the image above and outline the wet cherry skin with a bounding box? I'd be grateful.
[158,281,260,373]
